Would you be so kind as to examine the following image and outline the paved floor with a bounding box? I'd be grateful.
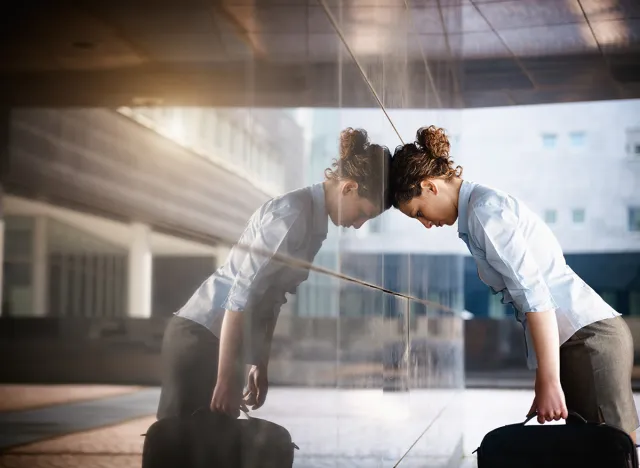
[0,389,160,450]
[0,386,638,468]
[0,385,143,413]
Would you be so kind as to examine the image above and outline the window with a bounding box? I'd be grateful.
[542,133,557,149]
[3,216,35,317]
[569,131,586,148]
[626,128,640,156]
[572,208,585,224]
[368,217,382,234]
[601,291,617,310]
[630,292,640,316]
[544,209,557,224]
[629,207,640,232]
[235,126,244,163]
[216,119,228,152]
[488,291,506,318]
[201,111,216,143]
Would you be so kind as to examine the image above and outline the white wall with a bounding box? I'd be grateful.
[459,99,640,254]
[336,100,640,255]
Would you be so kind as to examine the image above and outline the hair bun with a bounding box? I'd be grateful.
[340,127,369,160]
[416,125,450,159]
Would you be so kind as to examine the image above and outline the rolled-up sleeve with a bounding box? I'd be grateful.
[469,202,557,313]
[222,207,305,314]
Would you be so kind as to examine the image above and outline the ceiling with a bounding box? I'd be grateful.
[1,0,639,108]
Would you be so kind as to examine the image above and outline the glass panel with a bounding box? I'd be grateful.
[45,219,126,318]
[5,216,34,260]
[569,131,586,147]
[2,261,33,317]
[629,207,640,232]
[630,292,640,316]
[601,291,617,309]
[542,133,557,148]
[488,291,507,319]
[544,209,557,224]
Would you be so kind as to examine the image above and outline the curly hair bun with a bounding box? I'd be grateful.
[416,125,450,159]
[340,127,369,160]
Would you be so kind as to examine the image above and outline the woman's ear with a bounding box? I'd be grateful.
[342,180,359,196]
[419,179,438,195]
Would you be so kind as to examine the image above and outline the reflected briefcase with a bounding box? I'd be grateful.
[142,408,298,468]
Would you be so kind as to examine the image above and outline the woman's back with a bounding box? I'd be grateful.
[461,181,619,367]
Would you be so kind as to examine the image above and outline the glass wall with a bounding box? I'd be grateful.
[1,2,465,467]
[218,2,466,466]
[4,1,640,466]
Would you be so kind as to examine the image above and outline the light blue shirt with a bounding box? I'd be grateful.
[177,183,329,364]
[457,180,620,369]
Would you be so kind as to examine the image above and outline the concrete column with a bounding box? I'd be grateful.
[32,216,48,317]
[0,110,7,316]
[128,222,152,318]
[0,217,4,317]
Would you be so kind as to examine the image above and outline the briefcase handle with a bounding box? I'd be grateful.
[523,410,588,425]
[191,406,252,419]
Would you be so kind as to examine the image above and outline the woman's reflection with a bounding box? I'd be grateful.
[157,127,391,420]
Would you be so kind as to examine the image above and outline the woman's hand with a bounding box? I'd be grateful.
[243,363,269,410]
[210,377,245,418]
[529,374,568,424]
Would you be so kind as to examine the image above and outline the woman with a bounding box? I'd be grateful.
[390,125,638,441]
[157,128,391,419]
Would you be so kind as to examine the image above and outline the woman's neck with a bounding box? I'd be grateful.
[322,180,336,216]
[447,177,464,216]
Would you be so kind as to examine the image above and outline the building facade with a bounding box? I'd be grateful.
[304,100,640,318]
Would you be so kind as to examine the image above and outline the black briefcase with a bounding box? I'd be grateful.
[474,411,638,468]
[142,409,298,468]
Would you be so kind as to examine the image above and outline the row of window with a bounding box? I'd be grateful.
[543,208,585,225]
[434,129,640,155]
[542,128,640,155]
[543,207,640,232]
[124,107,286,194]
[541,131,586,149]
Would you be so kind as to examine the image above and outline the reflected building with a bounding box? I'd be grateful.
[1,107,304,320]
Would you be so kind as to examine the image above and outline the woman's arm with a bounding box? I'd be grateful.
[210,309,245,417]
[526,310,567,423]
[211,207,306,416]
[527,310,560,382]
[468,202,565,423]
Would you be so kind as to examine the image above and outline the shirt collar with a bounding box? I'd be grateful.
[310,183,329,237]
[457,180,475,235]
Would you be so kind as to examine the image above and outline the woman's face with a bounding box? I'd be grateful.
[330,181,381,229]
[398,179,458,229]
